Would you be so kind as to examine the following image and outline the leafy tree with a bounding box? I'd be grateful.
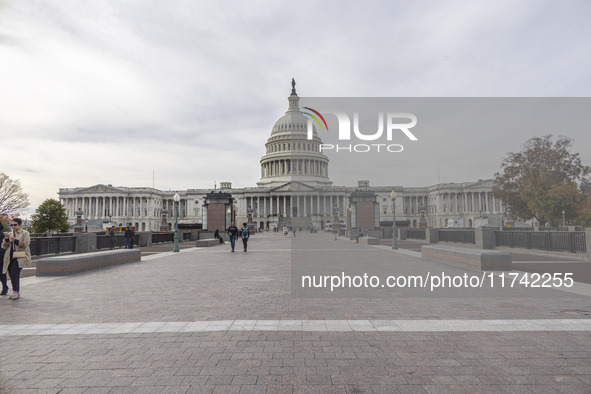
[0,172,29,218]
[575,180,591,226]
[493,135,590,226]
[31,199,70,233]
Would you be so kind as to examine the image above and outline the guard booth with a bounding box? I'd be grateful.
[349,189,379,233]
[203,191,235,232]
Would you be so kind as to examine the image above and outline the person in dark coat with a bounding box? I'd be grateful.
[214,229,224,244]
[0,230,7,295]
[227,222,238,252]
[124,227,133,249]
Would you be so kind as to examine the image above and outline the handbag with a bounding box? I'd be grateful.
[11,235,27,259]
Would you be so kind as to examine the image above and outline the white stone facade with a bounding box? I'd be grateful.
[59,83,503,231]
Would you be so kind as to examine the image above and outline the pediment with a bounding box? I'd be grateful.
[270,181,319,193]
[79,184,125,194]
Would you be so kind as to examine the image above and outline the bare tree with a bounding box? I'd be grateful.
[0,172,30,218]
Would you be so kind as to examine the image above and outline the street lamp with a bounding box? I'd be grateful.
[348,205,353,241]
[173,193,180,252]
[333,204,339,241]
[390,190,398,250]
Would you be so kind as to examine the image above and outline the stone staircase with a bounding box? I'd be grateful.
[277,216,312,230]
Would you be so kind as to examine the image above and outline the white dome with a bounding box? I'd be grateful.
[271,111,314,136]
[257,80,332,188]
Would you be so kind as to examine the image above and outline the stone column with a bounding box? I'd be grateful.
[303,195,307,217]
[316,195,320,216]
[283,196,287,217]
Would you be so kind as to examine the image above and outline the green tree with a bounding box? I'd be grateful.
[0,172,29,218]
[575,180,591,226]
[31,199,70,233]
[493,135,590,226]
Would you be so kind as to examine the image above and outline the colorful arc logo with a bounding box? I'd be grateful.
[303,107,328,131]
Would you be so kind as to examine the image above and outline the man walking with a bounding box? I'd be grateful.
[227,222,238,252]
[240,223,250,252]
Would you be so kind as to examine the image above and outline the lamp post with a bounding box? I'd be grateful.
[390,190,398,250]
[333,204,339,241]
[173,193,180,252]
[348,205,353,241]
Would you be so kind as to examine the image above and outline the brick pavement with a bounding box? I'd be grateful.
[0,232,590,393]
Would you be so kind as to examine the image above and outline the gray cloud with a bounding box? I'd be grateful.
[0,0,590,208]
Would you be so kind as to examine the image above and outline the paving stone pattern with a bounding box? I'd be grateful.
[0,232,590,393]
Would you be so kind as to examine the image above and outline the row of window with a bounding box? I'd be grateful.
[266,142,318,154]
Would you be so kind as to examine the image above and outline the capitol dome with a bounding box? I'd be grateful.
[257,79,332,188]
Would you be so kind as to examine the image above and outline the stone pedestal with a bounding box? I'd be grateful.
[399,228,408,240]
[426,228,439,243]
[160,217,169,232]
[73,209,84,233]
[137,232,153,247]
[475,228,496,249]
[73,232,97,254]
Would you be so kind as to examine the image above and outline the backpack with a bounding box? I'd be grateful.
[241,227,249,239]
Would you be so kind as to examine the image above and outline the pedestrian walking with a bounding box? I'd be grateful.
[293,227,296,237]
[240,223,250,252]
[283,225,288,237]
[1,218,31,300]
[227,222,238,252]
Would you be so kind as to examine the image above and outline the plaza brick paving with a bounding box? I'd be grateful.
[1,232,590,393]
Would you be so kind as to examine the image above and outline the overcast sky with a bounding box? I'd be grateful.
[1,0,591,215]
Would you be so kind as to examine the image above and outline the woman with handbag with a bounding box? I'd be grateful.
[2,218,31,300]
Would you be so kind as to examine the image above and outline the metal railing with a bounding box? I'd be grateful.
[438,229,475,244]
[96,234,126,250]
[152,232,174,244]
[29,236,76,256]
[495,231,586,253]
[406,229,426,240]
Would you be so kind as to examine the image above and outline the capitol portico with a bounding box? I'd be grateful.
[59,81,504,232]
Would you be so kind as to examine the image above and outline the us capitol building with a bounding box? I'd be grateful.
[59,81,504,232]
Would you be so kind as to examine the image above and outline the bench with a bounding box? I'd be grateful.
[358,236,379,245]
[36,249,141,276]
[421,245,512,270]
[195,239,221,247]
